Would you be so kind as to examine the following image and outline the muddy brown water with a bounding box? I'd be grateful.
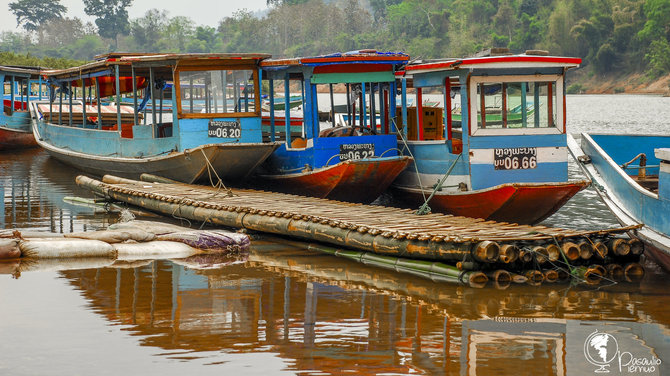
[2,95,670,375]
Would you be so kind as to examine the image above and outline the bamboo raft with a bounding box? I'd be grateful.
[75,174,644,287]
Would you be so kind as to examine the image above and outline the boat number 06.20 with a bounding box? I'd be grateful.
[208,120,242,138]
[493,147,538,170]
[339,143,375,161]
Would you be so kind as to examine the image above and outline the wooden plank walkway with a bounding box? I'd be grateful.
[77,174,639,265]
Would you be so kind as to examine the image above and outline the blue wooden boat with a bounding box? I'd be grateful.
[393,51,588,224]
[1,65,47,150]
[258,51,412,203]
[569,133,670,270]
[30,53,279,184]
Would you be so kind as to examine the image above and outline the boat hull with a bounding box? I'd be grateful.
[259,156,412,203]
[394,180,588,224]
[0,126,37,150]
[570,133,670,271]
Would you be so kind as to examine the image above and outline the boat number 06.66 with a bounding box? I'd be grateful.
[340,143,375,161]
[208,120,242,138]
[494,147,537,170]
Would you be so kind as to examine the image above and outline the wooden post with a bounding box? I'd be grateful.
[445,77,452,140]
[361,82,367,128]
[521,82,527,128]
[189,76,194,113]
[304,78,314,140]
[329,83,334,125]
[382,87,388,134]
[58,85,63,125]
[284,74,291,146]
[68,81,73,126]
[501,83,507,128]
[401,78,407,137]
[132,65,138,126]
[479,84,485,129]
[269,78,275,142]
[389,81,396,133]
[533,82,540,127]
[95,77,102,129]
[370,83,376,130]
[81,78,86,128]
[547,82,553,128]
[346,83,352,126]
[150,67,156,126]
[417,87,423,140]
[115,65,122,134]
[10,75,15,115]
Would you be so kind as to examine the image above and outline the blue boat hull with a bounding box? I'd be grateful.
[571,133,670,270]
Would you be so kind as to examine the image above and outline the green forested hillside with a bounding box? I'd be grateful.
[2,0,670,87]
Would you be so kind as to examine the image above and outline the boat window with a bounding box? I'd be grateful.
[470,75,562,134]
[178,69,256,115]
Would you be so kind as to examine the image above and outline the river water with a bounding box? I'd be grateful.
[1,95,670,375]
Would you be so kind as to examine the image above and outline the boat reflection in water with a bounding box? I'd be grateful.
[0,148,118,232]
[49,241,669,375]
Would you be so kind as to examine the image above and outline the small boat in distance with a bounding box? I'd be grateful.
[393,50,588,224]
[1,66,47,150]
[257,50,412,203]
[31,53,279,183]
[569,133,670,271]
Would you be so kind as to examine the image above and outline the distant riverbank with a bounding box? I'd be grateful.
[568,70,670,96]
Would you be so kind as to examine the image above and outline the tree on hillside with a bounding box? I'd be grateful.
[8,0,66,32]
[638,0,670,75]
[83,0,132,47]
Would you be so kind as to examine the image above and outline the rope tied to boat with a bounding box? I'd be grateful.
[416,153,462,215]
[199,149,234,197]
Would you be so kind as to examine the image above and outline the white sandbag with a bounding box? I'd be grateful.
[114,241,201,261]
[19,238,117,259]
[18,257,115,272]
[64,229,156,243]
[0,238,21,259]
[109,220,190,235]
[156,229,250,251]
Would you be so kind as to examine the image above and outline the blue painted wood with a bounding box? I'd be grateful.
[284,75,291,146]
[659,163,670,199]
[469,134,566,149]
[267,134,400,173]
[402,142,470,176]
[269,78,275,142]
[584,134,670,235]
[178,117,262,148]
[470,162,568,190]
[590,134,670,175]
[401,78,407,137]
[389,81,397,133]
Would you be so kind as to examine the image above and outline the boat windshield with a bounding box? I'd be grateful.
[178,69,256,116]
[470,75,562,133]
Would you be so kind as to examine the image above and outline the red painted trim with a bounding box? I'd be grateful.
[302,56,408,64]
[313,63,392,74]
[405,55,582,72]
[547,82,554,128]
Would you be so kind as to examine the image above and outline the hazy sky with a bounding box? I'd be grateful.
[2,0,270,33]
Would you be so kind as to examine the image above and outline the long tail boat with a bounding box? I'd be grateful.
[257,50,412,203]
[1,66,47,150]
[392,50,588,224]
[30,53,279,183]
[569,133,670,271]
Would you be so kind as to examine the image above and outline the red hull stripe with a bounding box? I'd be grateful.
[405,56,582,72]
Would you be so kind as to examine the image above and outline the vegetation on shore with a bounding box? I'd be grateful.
[2,0,670,93]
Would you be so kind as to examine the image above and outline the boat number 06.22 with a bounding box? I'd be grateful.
[208,120,242,138]
[493,147,537,170]
[339,143,375,161]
